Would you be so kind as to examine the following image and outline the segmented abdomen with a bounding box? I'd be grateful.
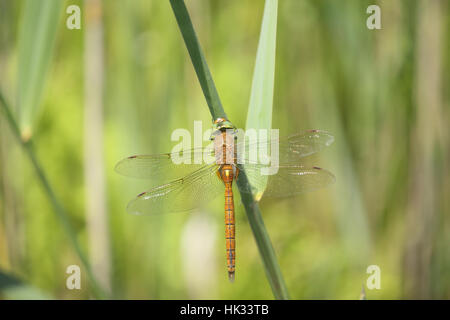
[224,181,235,281]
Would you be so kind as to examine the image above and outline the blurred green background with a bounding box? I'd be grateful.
[0,0,449,299]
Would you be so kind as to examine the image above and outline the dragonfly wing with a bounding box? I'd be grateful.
[237,164,335,198]
[127,164,223,215]
[279,130,334,161]
[236,130,334,165]
[115,146,215,182]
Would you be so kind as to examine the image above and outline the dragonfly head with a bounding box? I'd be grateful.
[210,118,237,140]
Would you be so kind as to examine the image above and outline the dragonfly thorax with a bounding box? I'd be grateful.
[213,130,237,165]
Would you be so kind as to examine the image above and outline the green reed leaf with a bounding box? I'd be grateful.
[17,0,63,139]
[245,0,278,200]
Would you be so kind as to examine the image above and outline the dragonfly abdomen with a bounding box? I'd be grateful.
[224,180,235,282]
[219,164,237,282]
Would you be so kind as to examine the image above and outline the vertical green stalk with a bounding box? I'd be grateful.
[169,0,227,120]
[0,91,106,299]
[169,0,290,299]
[236,172,290,299]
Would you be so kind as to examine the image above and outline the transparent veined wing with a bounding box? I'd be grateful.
[236,164,335,198]
[115,145,216,183]
[236,130,334,165]
[127,164,224,215]
[277,130,334,160]
[234,130,334,198]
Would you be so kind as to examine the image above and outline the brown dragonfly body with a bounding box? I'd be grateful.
[215,129,239,281]
[115,118,335,282]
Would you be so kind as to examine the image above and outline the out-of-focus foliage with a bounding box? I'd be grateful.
[0,0,449,299]
[0,271,51,299]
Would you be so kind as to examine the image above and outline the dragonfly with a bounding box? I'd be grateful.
[115,118,335,282]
